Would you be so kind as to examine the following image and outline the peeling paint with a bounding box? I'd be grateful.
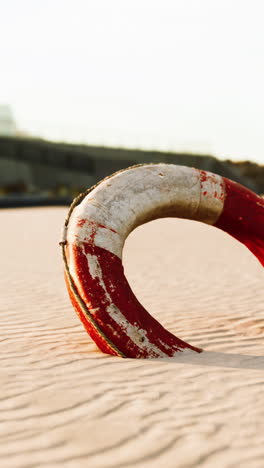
[63,164,264,358]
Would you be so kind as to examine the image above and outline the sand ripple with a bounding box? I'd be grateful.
[1,208,264,467]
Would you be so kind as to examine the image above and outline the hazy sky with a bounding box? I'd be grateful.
[1,0,264,162]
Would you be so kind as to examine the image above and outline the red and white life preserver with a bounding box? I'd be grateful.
[61,164,264,358]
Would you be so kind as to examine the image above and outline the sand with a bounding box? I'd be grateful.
[1,207,264,468]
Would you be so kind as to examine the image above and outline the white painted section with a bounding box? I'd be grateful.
[67,164,225,259]
[68,246,169,357]
[199,171,225,223]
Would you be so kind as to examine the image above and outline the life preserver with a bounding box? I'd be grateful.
[61,164,264,358]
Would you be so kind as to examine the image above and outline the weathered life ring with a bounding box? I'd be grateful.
[61,164,264,358]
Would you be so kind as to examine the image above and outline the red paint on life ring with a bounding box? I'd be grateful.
[61,164,264,358]
[215,179,264,266]
[67,242,201,358]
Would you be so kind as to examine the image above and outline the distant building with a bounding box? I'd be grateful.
[0,136,259,202]
[0,105,16,137]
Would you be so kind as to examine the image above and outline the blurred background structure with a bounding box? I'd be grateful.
[0,105,16,137]
[1,1,264,206]
[0,128,262,208]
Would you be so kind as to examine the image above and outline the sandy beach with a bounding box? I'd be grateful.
[1,207,264,468]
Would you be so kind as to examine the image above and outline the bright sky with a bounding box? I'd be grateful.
[1,0,264,162]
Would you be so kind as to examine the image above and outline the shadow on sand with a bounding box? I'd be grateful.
[155,350,264,371]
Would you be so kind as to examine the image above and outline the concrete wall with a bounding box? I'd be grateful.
[0,158,32,186]
[0,136,258,195]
